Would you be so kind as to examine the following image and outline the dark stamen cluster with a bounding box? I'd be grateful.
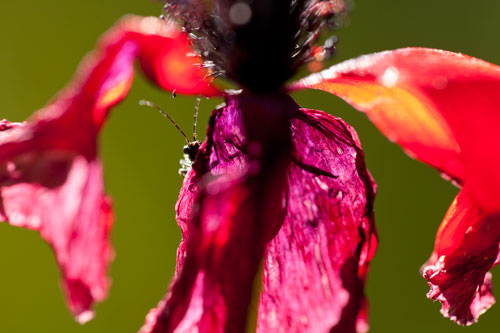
[161,0,232,79]
[162,0,350,92]
[293,0,350,69]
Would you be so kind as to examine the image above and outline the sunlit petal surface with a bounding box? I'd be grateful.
[142,93,295,332]
[292,47,500,211]
[142,97,377,333]
[292,47,500,324]
[258,109,376,333]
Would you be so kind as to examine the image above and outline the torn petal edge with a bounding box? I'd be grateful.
[421,187,500,325]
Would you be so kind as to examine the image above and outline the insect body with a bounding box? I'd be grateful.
[139,98,201,177]
[179,140,201,177]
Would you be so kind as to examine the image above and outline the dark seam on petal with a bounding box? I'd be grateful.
[291,155,338,179]
[335,118,376,217]
[282,177,294,249]
[224,138,246,154]
[297,110,354,147]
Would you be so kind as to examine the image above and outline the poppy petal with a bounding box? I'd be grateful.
[0,154,113,324]
[0,15,219,162]
[0,15,217,320]
[0,120,112,322]
[291,48,500,211]
[141,93,296,332]
[421,186,500,325]
[257,109,377,333]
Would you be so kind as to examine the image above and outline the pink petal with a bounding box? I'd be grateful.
[142,96,377,332]
[0,151,113,323]
[291,48,500,212]
[421,186,500,325]
[0,15,218,320]
[141,93,297,333]
[258,109,377,333]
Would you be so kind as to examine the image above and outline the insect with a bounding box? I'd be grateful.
[139,98,201,177]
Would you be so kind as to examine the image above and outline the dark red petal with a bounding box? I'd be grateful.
[257,109,377,333]
[421,186,500,325]
[142,99,377,333]
[141,93,296,333]
[0,16,218,320]
[291,48,500,212]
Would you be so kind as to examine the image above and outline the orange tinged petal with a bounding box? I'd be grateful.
[292,48,500,211]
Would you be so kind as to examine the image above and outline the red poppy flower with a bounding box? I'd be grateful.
[1,1,499,332]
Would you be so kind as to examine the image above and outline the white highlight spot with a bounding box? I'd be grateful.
[6,161,16,173]
[229,2,252,25]
[432,75,448,90]
[315,177,329,191]
[381,66,399,87]
[75,310,95,324]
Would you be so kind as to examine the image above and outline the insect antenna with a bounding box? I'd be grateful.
[139,99,190,144]
[192,97,201,142]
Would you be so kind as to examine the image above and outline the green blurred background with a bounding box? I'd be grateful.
[0,0,499,332]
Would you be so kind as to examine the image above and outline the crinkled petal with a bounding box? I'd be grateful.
[291,48,500,212]
[0,16,218,320]
[421,186,500,325]
[257,109,377,333]
[141,93,296,333]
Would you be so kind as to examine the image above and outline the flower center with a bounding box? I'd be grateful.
[162,0,348,92]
